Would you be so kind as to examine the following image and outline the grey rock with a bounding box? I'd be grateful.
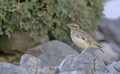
[93,71,110,74]
[95,31,105,41]
[108,41,120,54]
[95,42,119,64]
[20,54,58,74]
[113,61,120,72]
[58,71,86,74]
[58,53,107,74]
[100,17,120,45]
[0,62,30,74]
[94,58,108,72]
[37,54,62,67]
[20,54,43,74]
[37,67,58,74]
[26,40,78,67]
[107,61,120,74]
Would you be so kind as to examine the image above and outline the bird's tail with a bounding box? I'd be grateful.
[96,44,104,53]
[99,48,104,53]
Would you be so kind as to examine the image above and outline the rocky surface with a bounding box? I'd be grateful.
[18,53,120,74]
[94,42,119,64]
[0,32,49,54]
[0,39,120,74]
[20,54,58,74]
[58,53,108,74]
[0,31,49,65]
[107,61,120,74]
[0,62,31,74]
[99,17,120,44]
[26,40,78,67]
[95,17,120,64]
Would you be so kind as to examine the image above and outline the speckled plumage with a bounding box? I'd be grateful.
[68,23,104,54]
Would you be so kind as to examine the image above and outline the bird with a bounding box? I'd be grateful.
[67,23,104,55]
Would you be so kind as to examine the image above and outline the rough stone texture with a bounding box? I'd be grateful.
[93,71,110,74]
[100,17,120,45]
[108,41,120,54]
[107,61,120,74]
[94,42,119,64]
[113,62,120,72]
[95,31,105,41]
[58,53,108,74]
[37,67,58,74]
[58,71,86,74]
[26,40,78,67]
[20,54,58,74]
[37,54,62,67]
[20,54,43,74]
[0,31,49,54]
[0,62,30,74]
[13,51,120,74]
[95,17,120,65]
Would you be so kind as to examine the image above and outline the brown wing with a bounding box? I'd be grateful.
[76,29,98,45]
[75,29,104,53]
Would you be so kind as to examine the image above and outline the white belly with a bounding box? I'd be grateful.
[71,35,87,48]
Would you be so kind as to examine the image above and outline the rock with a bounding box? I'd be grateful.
[108,41,120,54]
[26,40,78,67]
[37,54,62,67]
[58,71,86,74]
[113,61,120,72]
[95,31,105,41]
[0,62,30,74]
[107,61,120,74]
[99,17,120,45]
[20,54,58,74]
[95,42,119,64]
[58,53,108,74]
[37,67,58,74]
[93,71,110,74]
[0,31,49,54]
[20,54,43,74]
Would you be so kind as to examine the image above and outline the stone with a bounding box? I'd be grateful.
[20,54,43,74]
[112,61,120,72]
[93,71,110,74]
[26,40,78,67]
[94,42,119,64]
[0,62,30,74]
[20,54,58,74]
[58,53,107,74]
[37,67,58,74]
[107,61,120,74]
[108,41,120,54]
[0,31,49,54]
[37,54,62,67]
[99,17,120,45]
[95,31,105,41]
[58,71,86,74]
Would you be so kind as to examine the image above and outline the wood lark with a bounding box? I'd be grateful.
[67,23,104,55]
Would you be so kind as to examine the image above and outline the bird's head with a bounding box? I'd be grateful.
[67,23,80,30]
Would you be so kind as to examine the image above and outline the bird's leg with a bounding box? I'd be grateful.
[79,45,88,55]
[79,48,88,55]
